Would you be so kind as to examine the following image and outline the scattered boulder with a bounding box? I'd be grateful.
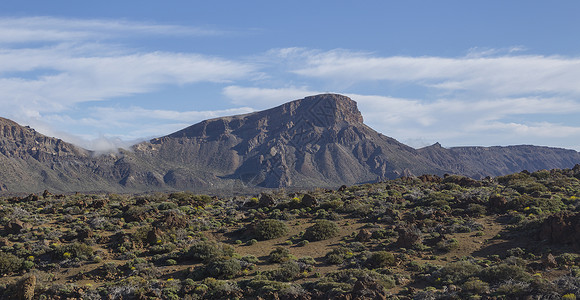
[147,228,164,245]
[259,193,276,207]
[91,199,109,209]
[356,229,372,242]
[6,219,31,234]
[160,211,188,229]
[301,194,318,207]
[489,194,508,212]
[352,277,388,300]
[538,212,580,250]
[396,225,422,248]
[76,228,93,241]
[418,174,442,183]
[542,253,558,268]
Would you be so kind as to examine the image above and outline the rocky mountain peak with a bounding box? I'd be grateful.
[287,93,364,127]
[158,93,364,140]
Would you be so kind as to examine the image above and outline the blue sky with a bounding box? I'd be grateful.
[1,1,580,151]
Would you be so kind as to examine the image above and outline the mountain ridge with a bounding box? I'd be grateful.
[1,94,579,194]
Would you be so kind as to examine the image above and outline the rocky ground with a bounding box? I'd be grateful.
[1,166,580,299]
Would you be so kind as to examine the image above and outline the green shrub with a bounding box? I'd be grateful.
[325,247,350,265]
[479,263,532,284]
[303,220,339,241]
[0,252,23,275]
[297,240,309,247]
[466,204,487,217]
[462,277,489,295]
[269,247,292,263]
[205,259,243,279]
[434,261,482,285]
[242,255,259,264]
[366,251,396,268]
[254,219,289,240]
[266,261,301,281]
[54,242,94,260]
[185,240,234,263]
[436,238,459,252]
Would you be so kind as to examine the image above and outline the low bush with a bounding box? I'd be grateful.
[266,261,301,281]
[0,252,23,275]
[325,247,350,265]
[479,263,532,284]
[205,259,243,279]
[54,242,94,260]
[269,247,292,263]
[366,251,396,268]
[303,220,339,241]
[254,219,288,240]
[434,261,482,285]
[184,240,234,263]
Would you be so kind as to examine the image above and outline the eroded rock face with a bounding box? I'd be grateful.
[396,225,422,248]
[538,212,580,250]
[18,274,36,300]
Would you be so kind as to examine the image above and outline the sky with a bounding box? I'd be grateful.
[1,1,580,151]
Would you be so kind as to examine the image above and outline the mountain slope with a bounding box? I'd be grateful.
[134,94,446,188]
[418,142,580,179]
[1,94,579,194]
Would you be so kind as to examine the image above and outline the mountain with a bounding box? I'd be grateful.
[1,94,579,194]
[419,143,580,179]
[133,94,446,189]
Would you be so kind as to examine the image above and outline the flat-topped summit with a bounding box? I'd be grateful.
[143,94,442,188]
[160,94,363,140]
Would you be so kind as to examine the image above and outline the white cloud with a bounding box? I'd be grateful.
[0,16,223,44]
[0,17,257,129]
[274,48,580,97]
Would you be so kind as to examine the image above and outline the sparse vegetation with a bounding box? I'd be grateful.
[0,166,580,298]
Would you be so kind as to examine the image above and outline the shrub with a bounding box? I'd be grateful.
[266,261,301,281]
[185,240,234,263]
[462,277,489,295]
[434,261,482,285]
[366,251,396,268]
[54,242,94,260]
[479,263,532,284]
[436,238,459,252]
[466,204,487,217]
[269,247,292,263]
[0,252,23,275]
[205,259,243,279]
[254,219,289,240]
[325,247,350,265]
[303,220,339,241]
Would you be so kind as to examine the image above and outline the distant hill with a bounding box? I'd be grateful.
[1,94,579,193]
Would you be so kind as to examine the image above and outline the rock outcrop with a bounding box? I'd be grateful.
[538,212,580,250]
